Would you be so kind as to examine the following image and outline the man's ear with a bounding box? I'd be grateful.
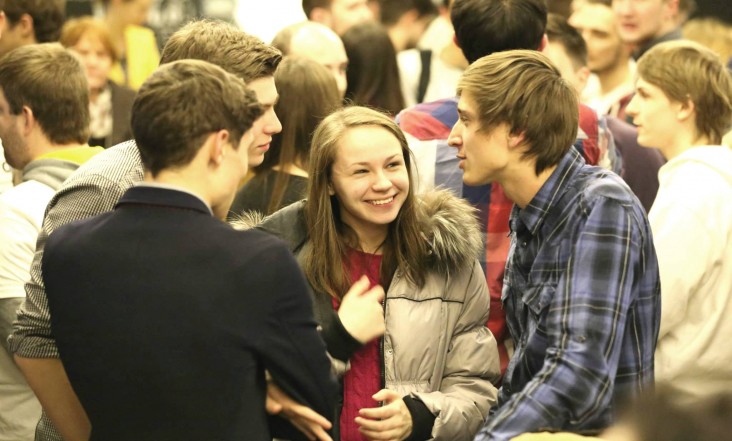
[209,129,231,166]
[0,11,6,39]
[16,13,35,42]
[537,34,548,52]
[507,129,526,150]
[576,66,591,95]
[20,105,35,136]
[676,96,695,123]
[309,7,332,26]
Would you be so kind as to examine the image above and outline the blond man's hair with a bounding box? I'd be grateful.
[458,49,578,175]
[637,40,732,145]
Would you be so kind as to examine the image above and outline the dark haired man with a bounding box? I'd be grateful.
[9,19,287,441]
[450,49,659,441]
[41,58,337,441]
[0,0,65,55]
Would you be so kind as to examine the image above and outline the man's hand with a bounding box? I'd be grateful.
[338,275,385,344]
[266,381,333,441]
[355,389,413,441]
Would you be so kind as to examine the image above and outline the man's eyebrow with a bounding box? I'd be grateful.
[262,95,280,108]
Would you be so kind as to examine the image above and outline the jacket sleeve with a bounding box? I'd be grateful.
[412,259,501,440]
[251,242,338,433]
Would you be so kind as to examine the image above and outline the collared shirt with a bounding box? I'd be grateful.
[475,148,660,441]
[134,182,213,215]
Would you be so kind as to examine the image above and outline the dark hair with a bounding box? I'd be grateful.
[302,0,332,17]
[160,19,282,82]
[379,0,438,26]
[2,0,65,43]
[0,43,90,144]
[131,60,263,176]
[458,50,578,175]
[546,13,588,68]
[342,22,405,115]
[255,56,341,214]
[451,0,547,64]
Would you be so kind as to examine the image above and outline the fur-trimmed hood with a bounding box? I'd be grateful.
[232,188,482,274]
[416,189,482,274]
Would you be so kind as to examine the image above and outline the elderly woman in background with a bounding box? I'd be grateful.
[60,17,136,148]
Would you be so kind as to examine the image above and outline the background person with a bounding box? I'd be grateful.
[624,40,732,404]
[60,17,136,148]
[0,43,103,441]
[229,56,341,216]
[101,0,159,90]
[342,21,405,115]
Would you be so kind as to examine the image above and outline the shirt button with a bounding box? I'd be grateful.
[387,349,393,354]
[521,241,528,247]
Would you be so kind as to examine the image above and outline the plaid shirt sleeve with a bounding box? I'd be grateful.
[477,195,650,441]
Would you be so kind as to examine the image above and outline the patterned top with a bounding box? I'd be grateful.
[8,141,144,441]
[475,148,660,441]
[397,97,617,373]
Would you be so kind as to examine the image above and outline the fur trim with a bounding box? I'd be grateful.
[417,188,483,274]
[229,210,265,231]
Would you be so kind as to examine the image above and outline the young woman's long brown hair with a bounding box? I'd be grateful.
[304,107,429,299]
[255,56,341,214]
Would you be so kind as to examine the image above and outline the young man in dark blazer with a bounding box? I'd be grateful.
[40,59,337,441]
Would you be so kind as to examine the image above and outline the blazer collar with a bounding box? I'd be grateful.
[116,185,213,216]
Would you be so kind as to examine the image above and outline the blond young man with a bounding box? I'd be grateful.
[448,50,660,441]
[625,40,732,403]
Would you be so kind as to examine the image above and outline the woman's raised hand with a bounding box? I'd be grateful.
[338,275,386,344]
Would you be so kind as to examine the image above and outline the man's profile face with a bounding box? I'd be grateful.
[570,3,627,73]
[612,0,672,46]
[329,0,373,35]
[448,91,512,186]
[0,88,29,169]
[245,76,282,168]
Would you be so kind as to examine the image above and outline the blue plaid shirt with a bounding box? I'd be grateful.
[475,148,660,441]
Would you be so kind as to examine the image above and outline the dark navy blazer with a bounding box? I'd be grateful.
[43,186,336,441]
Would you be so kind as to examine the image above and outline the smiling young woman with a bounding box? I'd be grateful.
[247,106,501,441]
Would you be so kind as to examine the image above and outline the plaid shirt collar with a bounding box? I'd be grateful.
[513,148,585,237]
